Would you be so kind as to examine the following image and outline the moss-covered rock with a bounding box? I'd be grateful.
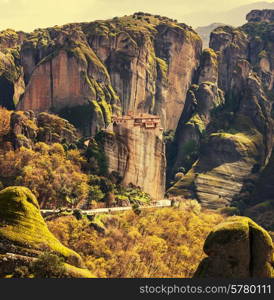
[194,216,273,278]
[0,186,93,278]
[37,112,78,145]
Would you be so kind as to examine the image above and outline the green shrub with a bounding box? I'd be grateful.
[13,266,31,278]
[163,130,175,144]
[31,252,65,278]
[132,203,141,215]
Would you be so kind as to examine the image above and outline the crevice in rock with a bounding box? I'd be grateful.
[49,59,54,108]
[0,76,15,110]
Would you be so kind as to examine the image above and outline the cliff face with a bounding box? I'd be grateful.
[0,30,25,110]
[0,14,202,135]
[168,12,273,209]
[244,149,274,231]
[168,49,222,181]
[103,118,166,199]
[2,10,274,207]
[0,14,202,201]
[17,26,118,136]
[0,14,202,202]
[83,15,201,130]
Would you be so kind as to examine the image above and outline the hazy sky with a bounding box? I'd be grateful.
[0,0,272,32]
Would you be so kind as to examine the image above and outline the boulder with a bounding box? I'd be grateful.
[194,216,273,278]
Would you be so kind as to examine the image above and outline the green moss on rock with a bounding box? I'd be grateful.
[186,113,206,134]
[0,187,84,268]
[194,216,273,278]
[210,131,260,158]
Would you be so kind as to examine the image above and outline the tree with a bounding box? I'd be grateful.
[0,107,11,138]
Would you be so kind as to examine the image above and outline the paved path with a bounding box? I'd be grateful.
[41,199,172,215]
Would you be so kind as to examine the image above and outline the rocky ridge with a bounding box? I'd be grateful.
[168,11,274,211]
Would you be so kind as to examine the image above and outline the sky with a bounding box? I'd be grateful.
[0,0,273,32]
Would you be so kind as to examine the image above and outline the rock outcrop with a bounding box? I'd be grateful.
[0,30,25,110]
[102,114,166,199]
[194,216,274,278]
[168,13,273,209]
[17,26,118,136]
[1,110,78,150]
[0,13,201,204]
[246,9,274,23]
[82,14,202,130]
[0,14,202,135]
[168,48,222,183]
[195,23,226,48]
[0,186,93,278]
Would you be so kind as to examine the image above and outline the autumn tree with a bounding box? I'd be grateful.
[0,143,89,208]
[0,107,11,138]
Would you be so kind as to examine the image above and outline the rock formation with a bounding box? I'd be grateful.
[82,14,202,130]
[0,30,25,110]
[244,149,274,231]
[1,10,274,212]
[194,216,274,278]
[195,23,226,48]
[102,113,166,199]
[1,110,78,150]
[17,26,118,136]
[0,14,200,203]
[0,186,93,278]
[168,12,273,209]
[168,48,222,184]
[246,9,274,23]
[0,14,202,135]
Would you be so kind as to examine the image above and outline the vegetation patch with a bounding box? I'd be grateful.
[48,206,224,277]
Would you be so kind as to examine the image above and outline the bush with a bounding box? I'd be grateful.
[163,130,175,144]
[174,172,184,181]
[73,209,83,220]
[86,137,108,175]
[132,203,141,215]
[13,266,31,278]
[31,252,65,278]
[0,107,11,138]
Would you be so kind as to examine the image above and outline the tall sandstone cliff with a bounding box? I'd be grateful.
[168,10,274,211]
[103,120,166,199]
[0,14,201,135]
